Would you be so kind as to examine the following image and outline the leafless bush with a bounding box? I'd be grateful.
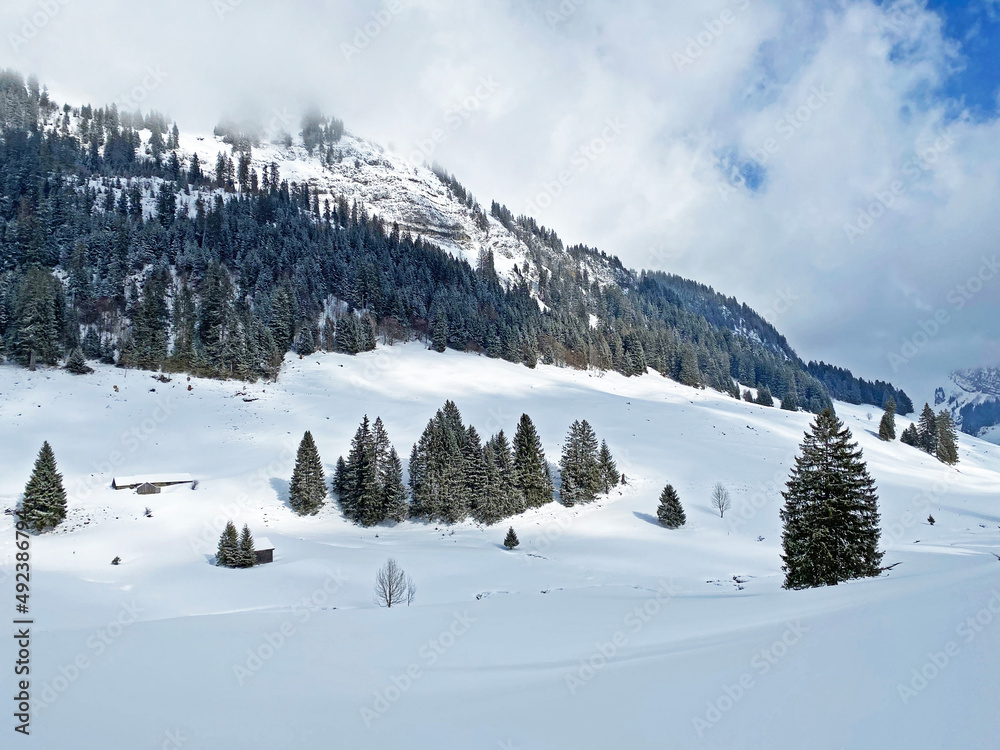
[711,483,732,518]
[374,558,416,608]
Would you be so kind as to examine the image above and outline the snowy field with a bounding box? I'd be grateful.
[1,344,998,749]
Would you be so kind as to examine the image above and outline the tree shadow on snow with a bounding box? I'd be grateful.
[633,511,661,527]
[270,477,291,510]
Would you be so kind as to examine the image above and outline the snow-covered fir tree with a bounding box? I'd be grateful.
[20,441,67,531]
[338,416,401,526]
[780,409,883,589]
[487,430,524,518]
[216,521,239,567]
[513,414,554,508]
[504,526,519,549]
[657,484,686,528]
[917,403,938,454]
[559,419,601,506]
[598,440,619,494]
[935,410,959,465]
[65,347,93,374]
[381,447,409,522]
[289,430,326,515]
[878,397,896,441]
[237,524,256,568]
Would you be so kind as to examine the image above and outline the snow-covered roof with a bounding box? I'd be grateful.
[112,473,194,487]
[255,537,274,551]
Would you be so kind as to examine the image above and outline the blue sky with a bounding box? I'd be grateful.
[924,0,1000,117]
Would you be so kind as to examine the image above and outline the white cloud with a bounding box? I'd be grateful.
[0,0,996,399]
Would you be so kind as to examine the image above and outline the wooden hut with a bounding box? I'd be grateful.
[254,537,275,565]
[135,482,161,495]
[112,473,195,490]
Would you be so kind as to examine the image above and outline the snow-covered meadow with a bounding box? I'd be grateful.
[1,344,998,749]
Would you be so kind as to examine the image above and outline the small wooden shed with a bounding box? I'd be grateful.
[135,482,161,495]
[254,537,274,565]
[112,473,195,490]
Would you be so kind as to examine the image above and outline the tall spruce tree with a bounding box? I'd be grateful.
[780,409,883,589]
[216,521,239,567]
[878,397,896,441]
[513,414,554,508]
[935,410,959,465]
[656,484,686,528]
[488,431,524,518]
[917,403,938,454]
[289,430,326,515]
[463,426,489,517]
[598,440,619,494]
[559,420,601,506]
[381,447,409,522]
[237,524,256,568]
[475,442,505,525]
[20,441,67,531]
[410,403,469,523]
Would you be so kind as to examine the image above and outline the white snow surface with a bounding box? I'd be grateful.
[1,345,998,749]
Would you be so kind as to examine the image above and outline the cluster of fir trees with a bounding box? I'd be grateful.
[216,521,257,568]
[558,419,619,506]
[19,441,67,532]
[741,385,795,409]
[899,404,959,465]
[333,416,408,526]
[806,361,913,415]
[781,409,884,589]
[0,71,907,414]
[408,403,555,525]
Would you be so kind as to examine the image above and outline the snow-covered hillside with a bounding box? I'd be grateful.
[1,346,998,749]
[940,366,1000,444]
[175,130,541,282]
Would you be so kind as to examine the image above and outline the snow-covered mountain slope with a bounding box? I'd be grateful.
[939,366,1000,444]
[175,130,538,282]
[1,346,997,749]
